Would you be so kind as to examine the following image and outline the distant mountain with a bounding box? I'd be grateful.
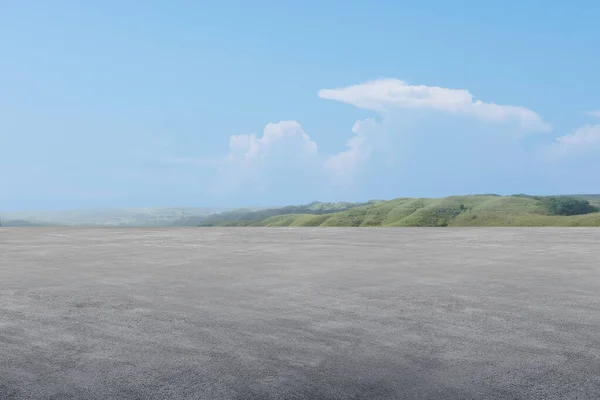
[2,219,53,227]
[1,207,229,227]
[175,195,600,227]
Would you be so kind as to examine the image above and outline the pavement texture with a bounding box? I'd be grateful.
[1,227,599,399]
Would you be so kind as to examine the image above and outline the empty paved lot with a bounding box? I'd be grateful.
[1,228,599,399]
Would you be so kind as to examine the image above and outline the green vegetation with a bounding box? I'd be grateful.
[174,201,379,227]
[184,195,600,227]
[5,195,600,227]
[539,196,598,216]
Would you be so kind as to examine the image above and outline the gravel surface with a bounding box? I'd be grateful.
[1,227,599,399]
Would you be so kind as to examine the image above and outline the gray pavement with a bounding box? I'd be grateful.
[1,227,599,399]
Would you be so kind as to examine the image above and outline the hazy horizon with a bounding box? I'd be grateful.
[3,192,599,215]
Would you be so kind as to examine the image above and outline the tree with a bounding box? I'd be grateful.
[539,197,598,216]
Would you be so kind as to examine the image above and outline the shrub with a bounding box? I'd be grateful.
[539,196,598,216]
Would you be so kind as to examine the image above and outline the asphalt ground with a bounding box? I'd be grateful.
[1,227,599,399]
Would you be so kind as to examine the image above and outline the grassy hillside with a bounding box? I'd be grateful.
[191,195,600,227]
[5,195,599,228]
[174,201,380,227]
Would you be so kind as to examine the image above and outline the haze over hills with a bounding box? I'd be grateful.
[1,207,231,227]
[3,195,600,228]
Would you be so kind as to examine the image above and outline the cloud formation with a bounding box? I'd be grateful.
[227,120,318,162]
[324,118,382,187]
[555,124,600,150]
[318,78,551,132]
[172,117,385,198]
[557,124,600,146]
[173,78,600,200]
[214,121,319,193]
[545,124,600,161]
[212,119,383,193]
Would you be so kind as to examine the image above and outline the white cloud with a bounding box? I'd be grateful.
[172,78,565,197]
[545,124,600,160]
[324,118,381,186]
[172,119,382,194]
[585,110,600,117]
[227,120,318,161]
[318,78,551,132]
[212,120,319,193]
[556,124,600,146]
[217,119,383,190]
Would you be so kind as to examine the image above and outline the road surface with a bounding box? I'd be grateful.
[1,228,599,399]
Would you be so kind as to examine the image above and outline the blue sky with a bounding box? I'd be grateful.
[2,1,599,211]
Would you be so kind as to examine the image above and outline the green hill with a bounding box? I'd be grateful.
[174,201,380,227]
[185,195,600,227]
